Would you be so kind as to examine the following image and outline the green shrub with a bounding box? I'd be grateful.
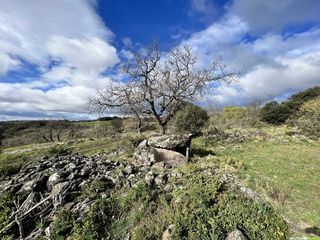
[50,209,77,240]
[48,144,71,156]
[260,86,320,125]
[172,104,209,134]
[111,167,288,240]
[260,101,291,125]
[296,97,320,137]
[72,198,114,239]
[0,154,27,177]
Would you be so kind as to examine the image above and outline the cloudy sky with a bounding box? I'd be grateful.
[0,0,320,120]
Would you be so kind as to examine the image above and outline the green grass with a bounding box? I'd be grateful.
[0,133,142,178]
[193,137,320,231]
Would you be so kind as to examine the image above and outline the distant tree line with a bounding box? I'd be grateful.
[260,86,320,125]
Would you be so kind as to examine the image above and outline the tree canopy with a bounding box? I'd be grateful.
[90,41,235,134]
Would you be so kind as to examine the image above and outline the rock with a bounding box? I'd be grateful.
[145,171,155,186]
[225,229,248,240]
[65,162,77,171]
[133,140,157,166]
[19,179,38,194]
[154,173,168,186]
[51,182,69,207]
[19,192,41,212]
[124,164,135,175]
[47,172,63,189]
[221,172,259,200]
[163,184,173,193]
[34,174,49,192]
[154,148,187,168]
[162,224,174,240]
[80,168,90,177]
[148,134,192,150]
[133,135,191,168]
[152,161,165,169]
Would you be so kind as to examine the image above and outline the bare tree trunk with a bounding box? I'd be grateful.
[159,124,166,135]
[135,114,142,133]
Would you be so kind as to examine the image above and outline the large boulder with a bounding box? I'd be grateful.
[133,134,192,168]
[148,134,192,150]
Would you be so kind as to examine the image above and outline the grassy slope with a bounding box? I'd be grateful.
[1,122,319,238]
[193,136,320,234]
[227,141,320,227]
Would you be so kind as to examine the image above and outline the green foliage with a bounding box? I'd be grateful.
[296,97,320,137]
[48,144,72,156]
[51,198,114,240]
[286,86,320,113]
[172,104,209,134]
[223,106,247,120]
[72,198,114,239]
[260,101,291,125]
[51,209,77,240]
[110,167,288,240]
[260,86,320,125]
[0,193,13,231]
[0,153,27,177]
[169,169,288,240]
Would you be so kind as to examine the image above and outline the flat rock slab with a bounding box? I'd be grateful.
[148,134,192,149]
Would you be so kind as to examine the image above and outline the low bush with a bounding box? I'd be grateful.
[48,144,72,156]
[0,154,27,177]
[171,104,209,134]
[110,167,288,240]
[296,97,320,137]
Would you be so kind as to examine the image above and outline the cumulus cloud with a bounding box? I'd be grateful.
[182,13,320,106]
[227,0,320,33]
[0,0,119,120]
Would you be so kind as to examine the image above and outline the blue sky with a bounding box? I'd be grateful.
[0,0,320,120]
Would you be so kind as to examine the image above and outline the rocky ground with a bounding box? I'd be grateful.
[0,134,289,240]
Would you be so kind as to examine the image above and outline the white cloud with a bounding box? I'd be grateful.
[182,15,320,106]
[0,0,119,120]
[0,51,19,75]
[213,50,320,105]
[227,0,320,32]
[46,36,118,73]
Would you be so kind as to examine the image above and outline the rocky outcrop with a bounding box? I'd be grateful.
[0,153,172,239]
[133,134,192,168]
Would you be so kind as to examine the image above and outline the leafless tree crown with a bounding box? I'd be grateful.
[89,41,235,134]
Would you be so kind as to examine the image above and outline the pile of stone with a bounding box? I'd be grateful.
[0,134,256,240]
[0,152,172,239]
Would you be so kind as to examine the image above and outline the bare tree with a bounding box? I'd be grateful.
[90,41,235,134]
[41,120,75,142]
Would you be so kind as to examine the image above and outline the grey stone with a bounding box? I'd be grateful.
[19,179,38,194]
[225,229,248,240]
[148,134,192,150]
[52,182,69,207]
[145,171,155,186]
[47,172,63,189]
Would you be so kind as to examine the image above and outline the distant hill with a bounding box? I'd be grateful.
[260,86,320,124]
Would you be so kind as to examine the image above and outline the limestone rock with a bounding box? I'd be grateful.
[154,148,187,168]
[225,229,248,240]
[148,134,192,150]
[162,224,174,240]
[133,134,191,168]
